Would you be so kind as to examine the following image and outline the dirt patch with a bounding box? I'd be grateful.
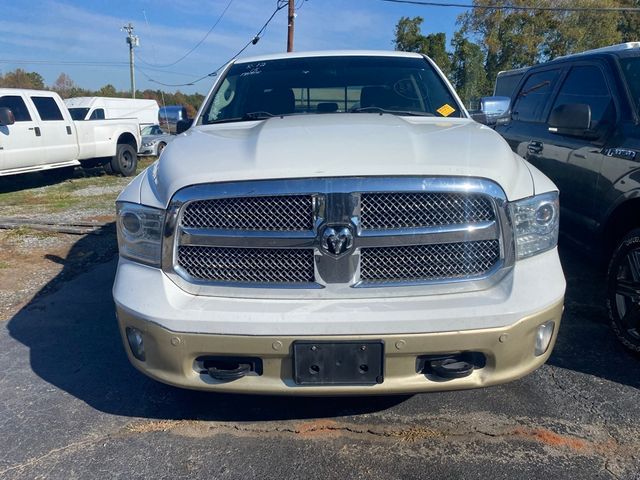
[0,160,153,321]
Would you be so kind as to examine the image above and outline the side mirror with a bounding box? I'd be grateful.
[0,107,15,126]
[548,103,594,138]
[176,118,193,134]
[479,96,511,118]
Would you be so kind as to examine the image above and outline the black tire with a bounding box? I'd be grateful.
[606,228,640,352]
[156,142,167,157]
[109,143,137,176]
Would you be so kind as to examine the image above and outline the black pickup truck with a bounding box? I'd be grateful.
[494,43,640,351]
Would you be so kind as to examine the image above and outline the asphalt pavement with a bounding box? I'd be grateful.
[0,236,639,479]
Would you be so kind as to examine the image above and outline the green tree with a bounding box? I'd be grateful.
[450,31,490,106]
[459,0,633,87]
[394,16,451,75]
[97,84,117,97]
[0,69,45,89]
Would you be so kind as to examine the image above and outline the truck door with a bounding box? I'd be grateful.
[29,94,77,165]
[0,93,43,171]
[496,67,563,161]
[528,64,615,237]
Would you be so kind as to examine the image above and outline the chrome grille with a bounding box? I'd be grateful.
[182,195,313,231]
[178,246,315,283]
[360,192,494,230]
[360,240,501,283]
[166,177,512,297]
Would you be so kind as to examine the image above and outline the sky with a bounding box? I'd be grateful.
[1,0,470,95]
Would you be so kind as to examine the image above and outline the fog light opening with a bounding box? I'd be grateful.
[126,327,146,361]
[535,321,555,356]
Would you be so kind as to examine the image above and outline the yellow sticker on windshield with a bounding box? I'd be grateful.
[436,104,455,117]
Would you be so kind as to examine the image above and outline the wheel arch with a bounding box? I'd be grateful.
[602,195,640,257]
[117,132,138,152]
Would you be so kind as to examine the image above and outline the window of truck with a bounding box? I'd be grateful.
[203,56,463,124]
[512,69,561,122]
[0,95,32,122]
[31,96,64,121]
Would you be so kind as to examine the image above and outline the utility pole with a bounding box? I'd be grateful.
[122,23,139,98]
[287,0,295,52]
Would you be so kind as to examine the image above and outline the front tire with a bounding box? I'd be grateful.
[109,144,137,176]
[156,142,167,157]
[607,229,640,352]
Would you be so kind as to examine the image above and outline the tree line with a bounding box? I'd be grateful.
[0,69,205,118]
[395,0,640,106]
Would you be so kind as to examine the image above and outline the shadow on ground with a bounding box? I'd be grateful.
[6,227,640,422]
[0,165,108,194]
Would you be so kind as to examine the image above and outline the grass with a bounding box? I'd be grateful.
[0,158,155,217]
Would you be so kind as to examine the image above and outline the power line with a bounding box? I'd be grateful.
[380,0,640,12]
[139,1,288,88]
[137,0,235,68]
[0,59,199,78]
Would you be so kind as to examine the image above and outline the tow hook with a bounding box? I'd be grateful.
[207,362,251,381]
[427,355,475,379]
[198,356,263,381]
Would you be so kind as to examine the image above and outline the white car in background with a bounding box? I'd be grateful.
[138,124,174,157]
[0,88,141,176]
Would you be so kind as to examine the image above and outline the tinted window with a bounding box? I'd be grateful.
[89,108,105,120]
[68,107,89,120]
[550,65,614,128]
[512,69,560,122]
[31,96,64,121]
[203,56,462,124]
[0,95,32,122]
[494,72,526,97]
[620,57,640,113]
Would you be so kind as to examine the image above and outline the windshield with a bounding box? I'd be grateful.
[202,56,463,124]
[620,57,640,114]
[68,107,89,120]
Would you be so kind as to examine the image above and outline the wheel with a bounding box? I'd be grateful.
[156,142,167,157]
[109,144,138,176]
[607,228,640,352]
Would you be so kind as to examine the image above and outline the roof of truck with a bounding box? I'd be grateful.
[234,50,424,65]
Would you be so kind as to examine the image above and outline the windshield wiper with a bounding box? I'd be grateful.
[207,111,276,124]
[350,106,433,117]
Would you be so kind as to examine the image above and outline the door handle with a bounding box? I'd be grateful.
[66,126,72,135]
[527,140,543,154]
[28,127,41,137]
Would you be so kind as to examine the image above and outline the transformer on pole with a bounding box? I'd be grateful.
[122,23,139,99]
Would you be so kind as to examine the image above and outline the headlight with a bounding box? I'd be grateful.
[116,202,165,266]
[509,191,559,259]
[142,141,156,148]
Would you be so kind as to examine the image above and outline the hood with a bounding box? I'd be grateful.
[138,114,534,207]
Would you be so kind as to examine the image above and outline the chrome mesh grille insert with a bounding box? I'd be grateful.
[360,240,501,283]
[182,195,314,231]
[178,246,315,283]
[360,192,495,230]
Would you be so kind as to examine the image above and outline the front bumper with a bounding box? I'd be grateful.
[114,247,565,394]
[116,300,563,395]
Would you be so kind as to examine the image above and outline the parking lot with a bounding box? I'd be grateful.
[0,173,639,479]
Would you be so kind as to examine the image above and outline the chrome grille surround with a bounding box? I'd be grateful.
[162,177,514,299]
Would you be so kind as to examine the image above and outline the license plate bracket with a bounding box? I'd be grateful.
[293,341,384,385]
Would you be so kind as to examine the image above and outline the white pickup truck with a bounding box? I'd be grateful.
[0,88,141,177]
[114,51,566,395]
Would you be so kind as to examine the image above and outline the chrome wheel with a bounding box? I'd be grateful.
[614,248,640,342]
